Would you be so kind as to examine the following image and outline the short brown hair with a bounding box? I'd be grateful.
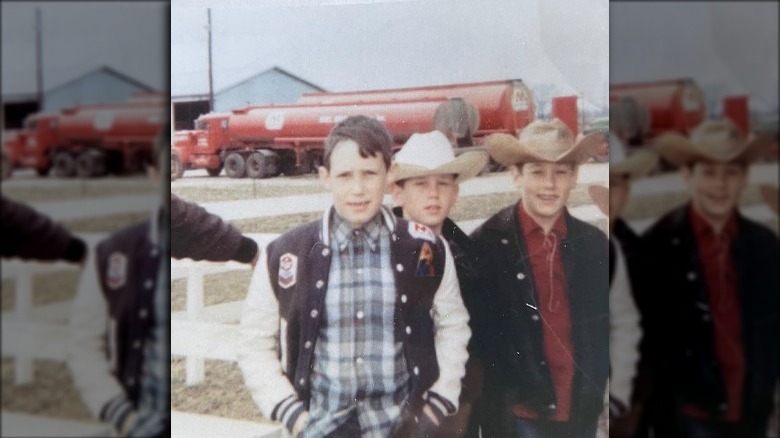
[323,116,393,170]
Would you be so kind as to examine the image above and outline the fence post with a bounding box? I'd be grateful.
[15,270,34,385]
[185,266,205,385]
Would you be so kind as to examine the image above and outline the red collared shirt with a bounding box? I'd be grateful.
[684,205,744,421]
[513,203,574,422]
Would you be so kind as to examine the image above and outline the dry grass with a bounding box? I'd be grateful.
[173,183,326,204]
[1,359,92,420]
[171,358,274,424]
[1,178,156,203]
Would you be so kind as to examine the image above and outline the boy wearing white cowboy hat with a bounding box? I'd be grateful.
[469,119,609,438]
[389,130,489,437]
[588,133,660,438]
[641,119,778,438]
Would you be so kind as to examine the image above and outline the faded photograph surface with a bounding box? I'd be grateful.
[1,2,169,437]
[171,0,609,437]
[609,2,779,438]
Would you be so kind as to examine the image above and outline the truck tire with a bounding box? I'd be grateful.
[53,153,77,178]
[36,166,50,176]
[206,166,222,177]
[246,151,275,179]
[171,152,184,181]
[1,151,11,179]
[224,152,247,178]
[76,150,107,178]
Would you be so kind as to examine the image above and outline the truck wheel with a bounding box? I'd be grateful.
[1,151,11,179]
[76,150,107,178]
[35,166,50,176]
[171,152,184,181]
[206,166,222,177]
[246,152,267,178]
[224,153,246,178]
[53,153,77,178]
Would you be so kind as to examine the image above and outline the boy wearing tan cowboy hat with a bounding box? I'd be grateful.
[641,119,778,438]
[589,133,660,438]
[469,119,609,438]
[389,130,489,437]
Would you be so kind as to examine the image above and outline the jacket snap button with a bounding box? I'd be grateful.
[322,248,330,257]
[310,309,318,318]
[133,340,142,349]
[150,248,158,257]
[413,366,420,376]
[396,264,404,272]
[401,294,407,303]
[299,378,305,385]
[548,403,556,410]
[501,239,509,245]
[531,314,540,321]
[687,272,697,281]
[304,341,312,349]
[517,272,525,280]
[406,326,412,335]
[316,280,324,289]
[356,310,364,319]
[139,309,148,319]
[144,279,153,289]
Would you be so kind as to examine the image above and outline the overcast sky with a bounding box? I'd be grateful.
[1,2,168,96]
[171,0,609,107]
[611,2,778,113]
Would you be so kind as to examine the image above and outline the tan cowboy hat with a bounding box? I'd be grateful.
[483,118,605,167]
[655,119,774,167]
[608,131,659,180]
[390,130,489,184]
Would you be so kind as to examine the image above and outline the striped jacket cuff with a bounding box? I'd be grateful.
[426,391,456,423]
[99,394,134,432]
[272,395,306,433]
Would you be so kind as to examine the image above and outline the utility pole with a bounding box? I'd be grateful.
[207,8,214,112]
[35,8,44,110]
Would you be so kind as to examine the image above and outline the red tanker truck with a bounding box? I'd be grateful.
[609,78,707,145]
[2,94,167,178]
[298,79,535,141]
[172,97,486,179]
[171,80,537,180]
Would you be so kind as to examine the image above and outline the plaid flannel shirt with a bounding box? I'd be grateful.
[303,211,410,438]
[131,208,170,437]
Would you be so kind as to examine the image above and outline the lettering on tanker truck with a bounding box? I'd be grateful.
[94,112,115,131]
[265,111,285,130]
[683,86,701,111]
[512,88,530,111]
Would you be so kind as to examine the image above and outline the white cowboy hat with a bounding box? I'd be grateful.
[483,118,605,167]
[609,131,659,180]
[390,130,489,184]
[655,119,774,167]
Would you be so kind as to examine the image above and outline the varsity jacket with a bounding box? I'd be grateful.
[238,206,470,433]
[69,219,160,431]
[469,203,610,437]
[641,204,779,431]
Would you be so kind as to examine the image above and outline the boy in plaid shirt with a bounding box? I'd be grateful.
[238,116,470,438]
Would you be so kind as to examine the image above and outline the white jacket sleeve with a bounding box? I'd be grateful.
[237,249,299,420]
[609,241,642,408]
[428,238,471,412]
[67,248,127,419]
